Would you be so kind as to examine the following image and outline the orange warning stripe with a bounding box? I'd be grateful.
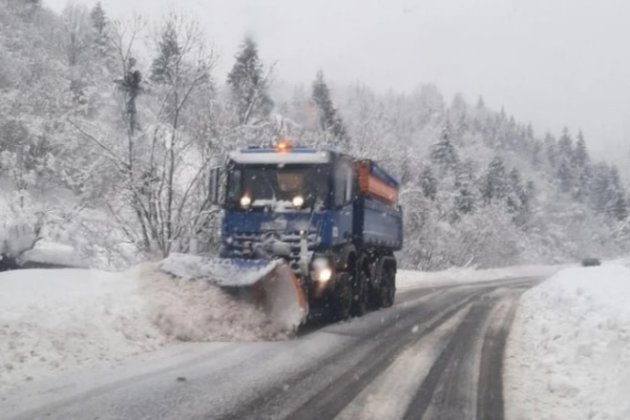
[356,162,398,205]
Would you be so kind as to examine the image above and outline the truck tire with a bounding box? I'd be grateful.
[330,272,353,321]
[351,260,369,317]
[380,264,396,308]
[372,257,395,308]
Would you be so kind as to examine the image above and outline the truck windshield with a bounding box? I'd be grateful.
[227,165,330,211]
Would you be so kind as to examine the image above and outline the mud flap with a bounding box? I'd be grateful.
[159,254,308,331]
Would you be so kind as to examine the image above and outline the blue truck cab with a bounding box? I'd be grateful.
[217,143,403,319]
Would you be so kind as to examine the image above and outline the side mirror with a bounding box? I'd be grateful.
[345,166,354,204]
[209,167,222,205]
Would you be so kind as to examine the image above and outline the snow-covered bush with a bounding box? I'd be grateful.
[0,191,41,262]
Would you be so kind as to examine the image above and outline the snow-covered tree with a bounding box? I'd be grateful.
[227,37,273,125]
[481,156,509,203]
[90,2,107,35]
[429,122,458,173]
[311,70,348,149]
[150,20,180,84]
[419,165,437,200]
[454,160,477,215]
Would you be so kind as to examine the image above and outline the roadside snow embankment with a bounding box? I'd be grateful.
[504,265,630,420]
[396,264,559,290]
[0,264,283,391]
[20,241,87,268]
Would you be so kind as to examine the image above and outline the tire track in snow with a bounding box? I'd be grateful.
[476,292,520,420]
[284,293,483,420]
[334,305,473,420]
[402,286,527,420]
[220,288,484,420]
[220,281,536,420]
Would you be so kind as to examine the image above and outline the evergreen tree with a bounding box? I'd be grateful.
[476,95,485,109]
[609,196,629,221]
[455,188,475,215]
[90,2,107,35]
[544,133,557,167]
[558,127,573,158]
[399,155,412,185]
[61,3,92,67]
[454,160,477,214]
[429,122,458,172]
[88,2,116,67]
[525,180,536,206]
[150,21,181,84]
[419,165,437,200]
[507,168,527,213]
[451,94,467,119]
[604,166,628,220]
[481,156,509,203]
[227,37,273,124]
[410,84,445,128]
[572,131,589,168]
[311,70,348,145]
[450,94,468,144]
[571,131,592,200]
[557,161,572,193]
[531,140,542,167]
[590,163,612,212]
[525,123,534,141]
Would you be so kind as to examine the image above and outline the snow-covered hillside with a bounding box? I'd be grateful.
[1,1,628,272]
[504,264,630,420]
[0,265,283,391]
[0,262,557,392]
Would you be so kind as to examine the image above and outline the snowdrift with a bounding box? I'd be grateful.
[396,264,559,290]
[143,264,287,342]
[504,264,630,420]
[19,240,87,268]
[0,264,285,390]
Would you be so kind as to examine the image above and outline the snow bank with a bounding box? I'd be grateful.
[397,264,559,290]
[504,265,630,420]
[141,265,286,342]
[0,224,38,258]
[0,264,284,391]
[0,267,162,390]
[20,240,87,267]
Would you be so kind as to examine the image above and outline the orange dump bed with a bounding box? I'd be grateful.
[356,161,398,205]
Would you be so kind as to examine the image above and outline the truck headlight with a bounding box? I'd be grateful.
[312,257,333,282]
[317,267,332,282]
[292,195,304,207]
[240,195,252,208]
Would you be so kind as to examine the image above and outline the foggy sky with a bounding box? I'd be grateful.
[45,0,630,162]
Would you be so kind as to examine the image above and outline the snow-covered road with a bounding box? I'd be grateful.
[1,276,540,420]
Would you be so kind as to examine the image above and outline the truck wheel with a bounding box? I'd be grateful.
[331,272,352,321]
[351,262,369,317]
[380,265,396,308]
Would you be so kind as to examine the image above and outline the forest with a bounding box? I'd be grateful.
[1,0,629,270]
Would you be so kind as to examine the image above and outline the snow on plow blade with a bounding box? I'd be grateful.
[159,254,308,331]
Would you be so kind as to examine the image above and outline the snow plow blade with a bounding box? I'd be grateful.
[159,253,308,331]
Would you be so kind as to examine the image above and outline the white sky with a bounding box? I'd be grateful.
[45,0,630,162]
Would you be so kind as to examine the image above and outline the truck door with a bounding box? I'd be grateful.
[332,159,355,245]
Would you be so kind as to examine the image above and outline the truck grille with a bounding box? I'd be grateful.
[229,229,319,262]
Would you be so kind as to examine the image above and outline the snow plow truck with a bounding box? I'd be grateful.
[160,141,403,331]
